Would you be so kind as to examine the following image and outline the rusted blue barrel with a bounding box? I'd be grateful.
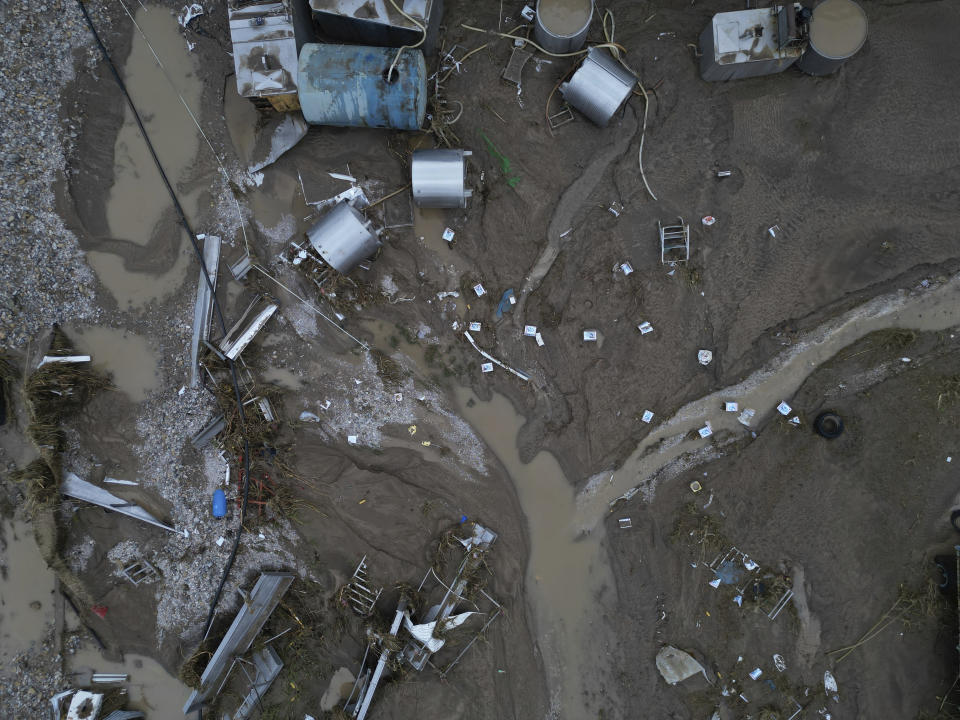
[298,43,426,130]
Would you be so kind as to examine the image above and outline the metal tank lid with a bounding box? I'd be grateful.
[809,0,868,60]
[536,0,592,38]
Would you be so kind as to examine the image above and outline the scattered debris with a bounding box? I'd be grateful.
[473,283,486,297]
[443,227,456,243]
[524,325,538,337]
[218,296,279,361]
[716,170,732,177]
[725,402,738,412]
[183,572,295,713]
[641,410,654,423]
[609,201,625,217]
[178,3,204,28]
[344,556,383,617]
[777,401,792,416]
[190,234,220,387]
[620,261,634,275]
[120,559,159,586]
[481,362,494,373]
[535,332,545,347]
[660,217,691,264]
[583,330,598,342]
[638,321,653,335]
[38,355,90,367]
[690,480,703,493]
[232,647,284,720]
[561,48,636,127]
[701,215,716,226]
[656,646,708,685]
[619,518,632,529]
[469,321,481,332]
[749,667,763,680]
[699,6,806,82]
[773,654,787,672]
[305,201,382,275]
[699,423,713,439]
[768,224,782,238]
[62,472,179,534]
[698,350,713,366]
[464,331,530,381]
[738,408,756,427]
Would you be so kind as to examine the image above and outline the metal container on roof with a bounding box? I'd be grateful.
[796,0,867,76]
[309,0,443,55]
[560,47,636,127]
[534,0,593,54]
[298,43,427,130]
[698,4,805,82]
[411,149,473,208]
[306,201,381,274]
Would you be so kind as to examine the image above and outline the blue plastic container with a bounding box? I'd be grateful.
[298,44,427,130]
[212,489,227,518]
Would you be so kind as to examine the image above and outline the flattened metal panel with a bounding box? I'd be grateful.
[183,572,295,713]
[229,1,300,98]
[62,472,179,534]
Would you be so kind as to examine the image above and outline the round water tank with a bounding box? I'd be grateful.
[796,0,868,76]
[306,202,381,275]
[411,150,473,209]
[534,0,593,54]
[298,44,427,130]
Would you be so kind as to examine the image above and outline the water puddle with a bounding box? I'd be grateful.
[456,388,609,717]
[66,646,190,716]
[0,519,56,671]
[86,243,193,310]
[68,325,160,402]
[105,4,202,248]
[262,366,304,390]
[223,80,258,165]
[250,169,301,231]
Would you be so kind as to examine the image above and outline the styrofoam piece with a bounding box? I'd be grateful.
[638,321,653,335]
[641,410,654,423]
[524,325,538,337]
[481,362,494,373]
[777,401,791,416]
[583,330,598,341]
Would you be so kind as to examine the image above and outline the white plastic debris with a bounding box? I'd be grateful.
[733,594,743,607]
[777,401,792,416]
[535,332,545,347]
[178,386,186,396]
[473,283,486,297]
[768,225,781,238]
[773,654,786,672]
[709,577,722,588]
[177,3,204,27]
[437,291,460,299]
[38,355,91,367]
[299,411,321,422]
[702,215,716,226]
[901,357,911,363]
[509,295,517,305]
[948,457,953,463]
[347,435,358,445]
[216,536,226,547]
[638,321,653,335]
[583,330,598,342]
[743,557,758,571]
[717,170,732,177]
[469,322,481,332]
[725,401,738,412]
[481,362,494,373]
[524,325,538,337]
[749,668,763,681]
[699,423,713,438]
[789,416,801,426]
[442,228,455,243]
[620,262,634,275]
[520,4,535,21]
[451,320,461,331]
[618,518,632,529]
[394,393,403,403]
[824,670,838,695]
[738,408,755,427]
[698,350,713,366]
[641,410,654,423]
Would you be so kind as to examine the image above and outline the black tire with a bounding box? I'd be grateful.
[814,412,844,439]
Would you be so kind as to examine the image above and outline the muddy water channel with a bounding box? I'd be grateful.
[458,274,960,716]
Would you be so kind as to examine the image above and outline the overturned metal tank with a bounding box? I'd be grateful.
[411,149,472,208]
[560,47,636,127]
[306,201,381,274]
[796,0,867,76]
[534,0,593,54]
[298,44,427,130]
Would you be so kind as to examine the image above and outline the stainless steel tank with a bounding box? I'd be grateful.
[534,0,593,54]
[796,0,867,76]
[306,202,381,274]
[560,47,636,127]
[411,149,473,208]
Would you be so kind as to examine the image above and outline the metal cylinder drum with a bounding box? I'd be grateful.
[560,47,636,127]
[534,0,593,54]
[411,150,473,208]
[796,0,867,76]
[298,44,427,130]
[306,202,381,275]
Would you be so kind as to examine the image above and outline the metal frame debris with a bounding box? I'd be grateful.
[660,217,691,264]
[218,295,279,361]
[190,234,220,387]
[62,472,179,535]
[345,555,383,617]
[120,559,159,586]
[183,572,295,713]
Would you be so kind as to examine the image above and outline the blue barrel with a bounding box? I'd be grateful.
[298,44,426,130]
[212,489,227,518]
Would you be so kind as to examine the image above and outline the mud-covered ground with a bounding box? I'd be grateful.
[2,0,960,718]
